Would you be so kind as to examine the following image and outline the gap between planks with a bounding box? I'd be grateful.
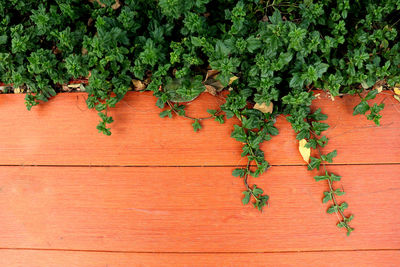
[0,163,399,168]
[0,247,399,254]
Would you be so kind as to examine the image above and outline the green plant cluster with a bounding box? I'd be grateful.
[0,0,399,235]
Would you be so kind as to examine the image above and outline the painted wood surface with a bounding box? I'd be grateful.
[0,91,398,166]
[0,91,399,266]
[0,249,399,267]
[0,165,399,252]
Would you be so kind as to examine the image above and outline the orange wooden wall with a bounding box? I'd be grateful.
[0,91,399,266]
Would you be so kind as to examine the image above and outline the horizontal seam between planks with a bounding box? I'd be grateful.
[0,163,398,168]
[0,247,399,254]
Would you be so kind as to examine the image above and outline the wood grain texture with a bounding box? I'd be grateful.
[0,165,399,252]
[0,249,399,267]
[0,91,398,166]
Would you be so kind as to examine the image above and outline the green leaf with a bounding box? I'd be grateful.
[231,125,247,142]
[317,136,329,147]
[232,168,246,177]
[264,122,279,136]
[364,89,378,100]
[159,109,172,118]
[345,214,354,223]
[296,128,310,140]
[191,36,203,47]
[347,227,354,236]
[309,108,328,121]
[339,202,349,212]
[246,36,261,53]
[269,10,282,24]
[0,35,7,45]
[207,109,217,116]
[314,174,329,182]
[289,73,305,89]
[327,205,338,214]
[323,191,332,203]
[192,119,202,132]
[315,62,329,77]
[311,121,329,135]
[156,98,166,109]
[242,191,251,205]
[253,194,269,211]
[367,103,385,126]
[214,115,225,124]
[321,150,337,163]
[308,157,322,170]
[278,52,293,65]
[305,138,317,149]
[334,188,345,196]
[252,185,263,196]
[353,101,370,115]
[329,173,341,182]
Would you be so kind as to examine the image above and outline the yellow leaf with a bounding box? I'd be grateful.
[13,87,22,94]
[229,76,239,85]
[299,139,310,163]
[376,86,383,93]
[394,87,400,96]
[394,95,400,103]
[67,83,81,88]
[254,102,273,113]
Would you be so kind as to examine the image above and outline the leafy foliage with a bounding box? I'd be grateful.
[1,0,399,236]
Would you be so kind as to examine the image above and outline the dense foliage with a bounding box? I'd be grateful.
[0,0,399,235]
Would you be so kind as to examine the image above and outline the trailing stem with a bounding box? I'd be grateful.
[161,100,225,131]
[306,117,354,236]
[231,111,278,211]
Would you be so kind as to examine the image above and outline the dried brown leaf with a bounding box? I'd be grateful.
[254,102,273,114]
[111,0,120,10]
[205,69,220,81]
[62,84,70,92]
[132,79,146,91]
[204,85,217,96]
[204,77,224,92]
[88,0,105,7]
[87,17,94,27]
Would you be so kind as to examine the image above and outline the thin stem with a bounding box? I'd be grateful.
[391,17,400,27]
[166,100,221,121]
[243,159,259,201]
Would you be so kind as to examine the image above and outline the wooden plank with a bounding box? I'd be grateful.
[0,165,399,252]
[0,91,398,166]
[0,249,399,267]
